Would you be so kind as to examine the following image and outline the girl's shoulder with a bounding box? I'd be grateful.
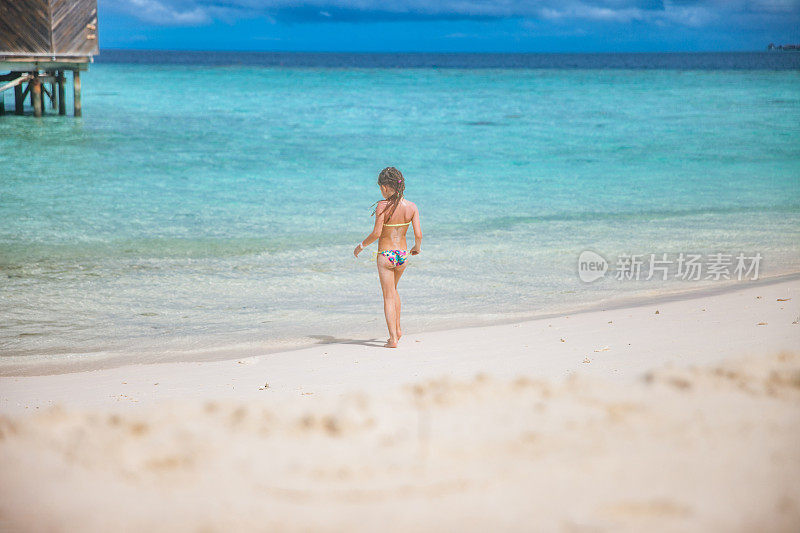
[373,199,391,217]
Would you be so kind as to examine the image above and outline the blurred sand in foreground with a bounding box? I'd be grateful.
[1,351,799,532]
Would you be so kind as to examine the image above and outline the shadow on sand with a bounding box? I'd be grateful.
[309,335,386,348]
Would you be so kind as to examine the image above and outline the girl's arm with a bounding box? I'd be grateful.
[410,205,422,255]
[354,201,387,257]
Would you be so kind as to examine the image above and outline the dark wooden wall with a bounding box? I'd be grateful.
[0,0,51,55]
[0,0,98,58]
[52,0,97,55]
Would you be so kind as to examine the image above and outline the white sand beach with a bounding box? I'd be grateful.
[1,277,799,532]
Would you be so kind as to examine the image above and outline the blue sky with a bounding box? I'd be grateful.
[100,0,800,52]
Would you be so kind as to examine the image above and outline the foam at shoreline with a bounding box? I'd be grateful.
[2,271,798,377]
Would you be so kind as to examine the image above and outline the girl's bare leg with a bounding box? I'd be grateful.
[393,263,407,339]
[377,255,400,347]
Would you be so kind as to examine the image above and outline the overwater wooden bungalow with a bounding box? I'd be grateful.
[0,0,98,117]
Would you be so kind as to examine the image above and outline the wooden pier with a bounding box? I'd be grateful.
[0,0,98,117]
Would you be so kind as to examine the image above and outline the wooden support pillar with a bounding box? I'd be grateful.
[31,78,42,117]
[57,71,66,115]
[53,74,59,112]
[40,81,46,114]
[14,80,24,115]
[48,77,57,109]
[72,70,81,117]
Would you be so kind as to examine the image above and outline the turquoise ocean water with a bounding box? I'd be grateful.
[1,52,799,370]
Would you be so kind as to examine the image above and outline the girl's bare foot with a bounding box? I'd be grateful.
[384,338,399,348]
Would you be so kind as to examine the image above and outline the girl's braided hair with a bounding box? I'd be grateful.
[372,167,405,222]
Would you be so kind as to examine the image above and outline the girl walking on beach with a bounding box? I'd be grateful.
[354,167,423,348]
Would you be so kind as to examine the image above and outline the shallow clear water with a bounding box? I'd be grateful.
[1,53,799,365]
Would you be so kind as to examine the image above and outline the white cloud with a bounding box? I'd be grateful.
[123,0,211,25]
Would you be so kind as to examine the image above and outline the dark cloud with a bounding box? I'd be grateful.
[107,0,800,27]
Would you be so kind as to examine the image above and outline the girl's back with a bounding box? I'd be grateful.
[382,198,416,226]
[379,199,417,250]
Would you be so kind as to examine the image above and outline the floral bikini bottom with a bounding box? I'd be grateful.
[379,249,408,267]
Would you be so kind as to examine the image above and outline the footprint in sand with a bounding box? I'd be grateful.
[602,499,691,519]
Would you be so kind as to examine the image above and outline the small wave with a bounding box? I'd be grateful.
[477,203,800,231]
[0,237,287,266]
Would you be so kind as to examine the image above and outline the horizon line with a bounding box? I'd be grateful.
[97,47,780,55]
